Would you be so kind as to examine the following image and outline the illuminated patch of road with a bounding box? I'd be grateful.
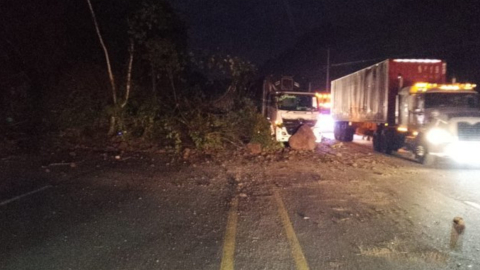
[273,188,311,270]
[0,185,51,206]
[463,201,480,211]
[220,196,239,270]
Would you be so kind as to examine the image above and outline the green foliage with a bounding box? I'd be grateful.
[250,114,284,151]
[186,112,225,151]
[160,117,183,153]
[189,53,257,99]
[227,99,283,151]
[50,65,274,152]
[45,0,271,153]
[173,98,280,152]
[129,0,187,102]
[128,0,186,50]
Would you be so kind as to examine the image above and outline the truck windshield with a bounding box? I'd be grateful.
[424,93,478,109]
[277,94,316,111]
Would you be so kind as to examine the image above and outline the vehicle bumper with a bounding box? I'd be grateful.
[275,127,323,143]
[275,127,290,142]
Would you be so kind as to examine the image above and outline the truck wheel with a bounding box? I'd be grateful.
[334,122,354,142]
[383,131,393,155]
[379,132,388,153]
[372,133,382,152]
[421,154,436,166]
[373,130,392,154]
[344,128,354,142]
[415,144,436,166]
[333,123,340,140]
[385,143,393,155]
[334,122,346,141]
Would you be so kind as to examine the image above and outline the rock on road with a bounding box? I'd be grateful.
[1,139,480,270]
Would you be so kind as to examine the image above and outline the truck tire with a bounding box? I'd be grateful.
[383,130,394,155]
[384,138,393,155]
[333,122,342,141]
[379,132,389,154]
[372,132,382,152]
[344,128,354,142]
[421,154,436,166]
[373,130,392,154]
[415,144,436,166]
[334,122,354,142]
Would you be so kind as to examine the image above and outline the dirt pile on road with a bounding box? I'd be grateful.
[1,137,407,203]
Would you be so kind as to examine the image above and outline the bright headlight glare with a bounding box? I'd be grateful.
[315,114,334,128]
[426,128,452,145]
[446,142,480,164]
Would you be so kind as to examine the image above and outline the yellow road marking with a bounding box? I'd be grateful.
[274,189,311,270]
[220,197,239,270]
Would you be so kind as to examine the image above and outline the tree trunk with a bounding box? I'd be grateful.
[108,115,117,136]
[167,68,177,104]
[86,0,117,107]
[121,40,134,108]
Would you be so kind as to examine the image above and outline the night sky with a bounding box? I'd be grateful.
[168,0,391,63]
[168,0,480,88]
[1,0,480,89]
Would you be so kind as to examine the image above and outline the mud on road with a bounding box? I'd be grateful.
[1,139,480,269]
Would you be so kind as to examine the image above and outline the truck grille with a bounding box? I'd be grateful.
[282,119,316,135]
[457,122,480,141]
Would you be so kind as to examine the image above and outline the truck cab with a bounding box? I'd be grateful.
[261,76,322,142]
[398,83,480,164]
[266,91,321,142]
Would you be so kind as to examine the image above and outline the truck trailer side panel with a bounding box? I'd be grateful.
[331,59,446,125]
[331,60,389,123]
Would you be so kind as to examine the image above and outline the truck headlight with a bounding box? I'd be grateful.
[426,128,453,145]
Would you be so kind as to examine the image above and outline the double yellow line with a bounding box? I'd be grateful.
[219,189,310,270]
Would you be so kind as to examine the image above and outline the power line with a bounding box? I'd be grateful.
[330,58,384,67]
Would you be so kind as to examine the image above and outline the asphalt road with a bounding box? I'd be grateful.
[1,138,480,270]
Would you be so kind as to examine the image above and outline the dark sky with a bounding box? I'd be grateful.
[167,0,396,63]
[167,0,480,88]
[1,0,479,90]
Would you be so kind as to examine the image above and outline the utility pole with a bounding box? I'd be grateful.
[325,48,330,92]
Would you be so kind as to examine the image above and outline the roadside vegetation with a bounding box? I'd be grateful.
[0,0,281,157]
